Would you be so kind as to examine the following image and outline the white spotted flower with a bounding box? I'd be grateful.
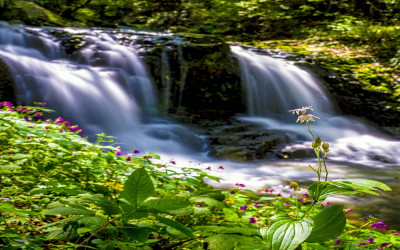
[289,106,319,124]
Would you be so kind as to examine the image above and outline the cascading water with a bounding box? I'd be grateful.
[0,22,205,153]
[232,45,400,165]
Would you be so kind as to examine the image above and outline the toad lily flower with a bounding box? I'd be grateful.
[289,106,319,124]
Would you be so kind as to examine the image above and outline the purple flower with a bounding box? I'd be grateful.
[126,156,131,161]
[35,113,42,118]
[5,102,13,108]
[218,166,224,169]
[170,160,176,165]
[322,201,329,206]
[285,202,289,206]
[107,172,112,175]
[55,117,64,124]
[230,190,236,194]
[196,203,203,207]
[8,151,12,154]
[271,203,275,206]
[345,209,352,213]
[303,193,310,197]
[116,151,121,156]
[358,237,375,246]
[58,129,63,133]
[264,189,269,192]
[24,115,30,120]
[395,232,399,236]
[239,206,247,211]
[371,220,389,231]
[78,129,84,133]
[27,136,31,139]
[70,125,80,130]
[249,218,256,223]
[235,183,245,187]
[381,242,390,248]
[252,203,258,207]
[71,152,76,156]
[276,193,281,197]
[45,126,49,130]
[65,122,72,127]
[334,239,341,244]
[133,150,140,154]
[363,217,368,220]
[300,199,305,203]
[44,119,50,123]
[254,214,259,218]
[206,166,211,171]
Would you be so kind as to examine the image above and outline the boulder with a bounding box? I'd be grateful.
[0,58,16,103]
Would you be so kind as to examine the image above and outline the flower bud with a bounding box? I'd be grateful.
[322,142,330,152]
[312,137,322,148]
[290,181,299,191]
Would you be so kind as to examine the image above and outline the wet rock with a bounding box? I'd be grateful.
[279,144,315,159]
[0,58,16,103]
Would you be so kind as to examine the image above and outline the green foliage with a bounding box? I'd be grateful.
[0,102,397,249]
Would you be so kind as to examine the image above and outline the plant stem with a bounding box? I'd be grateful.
[306,121,315,140]
[323,153,328,182]
[300,200,317,221]
[296,189,299,221]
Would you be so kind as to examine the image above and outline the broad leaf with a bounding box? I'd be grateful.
[120,225,152,243]
[189,196,224,208]
[142,198,189,211]
[205,234,263,249]
[265,215,313,250]
[122,168,155,208]
[155,215,194,239]
[308,181,357,201]
[331,179,392,196]
[42,206,95,216]
[306,205,346,243]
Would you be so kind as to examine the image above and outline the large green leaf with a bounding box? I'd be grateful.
[265,215,313,250]
[306,205,346,243]
[120,225,152,243]
[142,198,189,211]
[155,215,194,239]
[331,179,392,196]
[42,206,95,216]
[122,168,155,208]
[308,181,357,201]
[205,234,263,249]
[189,196,224,207]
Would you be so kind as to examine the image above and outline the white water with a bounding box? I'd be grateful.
[0,22,204,153]
[231,46,400,166]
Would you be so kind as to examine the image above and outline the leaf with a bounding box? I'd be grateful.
[189,196,224,208]
[308,181,357,201]
[265,215,313,250]
[122,168,155,209]
[306,205,346,243]
[155,215,194,239]
[120,225,152,243]
[205,234,263,249]
[222,208,239,221]
[142,198,189,211]
[331,179,392,196]
[42,206,95,216]
[197,226,259,236]
[77,227,92,235]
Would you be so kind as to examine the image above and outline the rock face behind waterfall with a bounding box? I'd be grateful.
[0,58,16,103]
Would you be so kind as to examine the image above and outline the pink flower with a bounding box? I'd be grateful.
[303,193,310,197]
[116,151,121,156]
[27,136,31,139]
[196,203,203,207]
[345,209,352,213]
[8,151,12,154]
[133,150,140,154]
[254,215,259,218]
[78,129,84,133]
[170,160,176,165]
[239,206,247,211]
[126,156,131,161]
[249,218,256,223]
[322,201,330,206]
[252,203,258,207]
[206,166,211,171]
[44,119,50,123]
[65,122,72,127]
[107,172,112,175]
[276,193,281,197]
[264,189,269,192]
[35,113,42,118]
[55,117,64,124]
[218,166,224,169]
[24,115,30,120]
[230,190,235,194]
[70,125,79,130]
[71,152,76,156]
[300,199,305,203]
[285,202,289,206]
[271,203,275,206]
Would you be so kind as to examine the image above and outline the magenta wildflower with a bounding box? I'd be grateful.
[5,102,13,108]
[133,149,140,154]
[322,201,329,206]
[8,151,12,154]
[71,152,76,156]
[44,119,50,123]
[0,102,3,106]
[236,183,245,187]
[78,129,84,133]
[334,239,341,244]
[276,193,281,197]
[395,232,399,236]
[264,189,269,192]
[35,112,42,118]
[65,122,72,127]
[206,166,211,171]
[254,215,259,218]
[24,115,30,120]
[271,203,275,206]
[345,209,352,213]
[249,218,256,224]
[107,172,112,175]
[363,217,368,220]
[371,220,389,231]
[358,237,375,246]
[45,126,49,130]
[300,199,305,203]
[230,190,236,194]
[269,189,274,193]
[70,125,79,130]
[116,151,121,156]
[252,203,258,207]
[101,150,106,153]
[58,129,63,133]
[161,164,166,167]
[303,193,310,197]
[381,242,390,248]
[285,202,289,206]
[170,160,176,164]
[27,136,31,139]
[126,156,131,161]
[239,206,247,211]
[17,107,26,112]
[55,117,64,124]
[218,166,224,169]
[196,203,203,207]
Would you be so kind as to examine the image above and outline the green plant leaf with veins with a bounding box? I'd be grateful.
[264,214,313,250]
[122,168,155,209]
[306,205,346,243]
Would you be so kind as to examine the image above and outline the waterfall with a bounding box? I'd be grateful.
[0,22,205,153]
[232,45,400,165]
